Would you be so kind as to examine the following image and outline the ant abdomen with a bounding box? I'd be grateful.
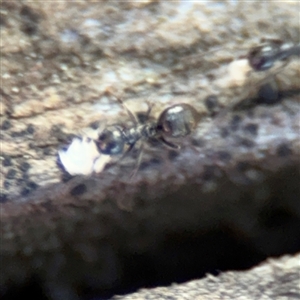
[157,104,200,138]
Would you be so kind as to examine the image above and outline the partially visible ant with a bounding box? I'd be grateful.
[247,39,300,71]
[179,38,300,75]
[95,95,201,177]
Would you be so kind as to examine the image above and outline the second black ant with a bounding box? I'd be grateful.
[247,39,300,71]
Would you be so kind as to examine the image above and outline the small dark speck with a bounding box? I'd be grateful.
[237,161,250,172]
[27,181,39,190]
[204,95,219,115]
[62,172,74,183]
[70,184,87,196]
[29,142,36,149]
[6,169,17,179]
[22,172,29,181]
[238,137,255,148]
[11,130,27,138]
[243,123,258,136]
[26,124,35,134]
[168,149,180,160]
[0,193,8,203]
[20,5,40,35]
[191,138,205,147]
[41,201,54,211]
[203,165,217,181]
[276,143,292,157]
[51,125,70,142]
[19,162,31,172]
[257,82,279,105]
[66,133,77,142]
[0,15,7,27]
[220,127,230,138]
[217,151,232,162]
[17,178,26,185]
[247,110,255,119]
[2,156,12,167]
[43,148,51,155]
[137,112,150,124]
[21,187,31,197]
[230,115,242,131]
[89,121,100,130]
[3,180,10,189]
[1,120,12,130]
[148,138,163,148]
[140,157,162,170]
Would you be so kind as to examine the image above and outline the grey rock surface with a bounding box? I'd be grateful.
[1,1,300,299]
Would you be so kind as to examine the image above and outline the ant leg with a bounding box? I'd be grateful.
[158,136,180,150]
[179,46,224,69]
[145,101,154,119]
[105,88,139,125]
[130,142,144,179]
[119,142,135,162]
[113,95,139,126]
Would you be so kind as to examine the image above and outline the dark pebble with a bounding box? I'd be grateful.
[89,121,100,130]
[11,130,27,138]
[140,157,162,170]
[6,169,17,179]
[236,161,250,172]
[27,181,39,190]
[257,82,279,105]
[43,148,51,155]
[0,193,8,203]
[204,95,219,114]
[26,124,35,134]
[191,138,205,147]
[217,151,232,162]
[203,165,217,181]
[21,187,31,197]
[3,180,10,189]
[243,123,258,136]
[70,184,87,196]
[238,137,255,148]
[168,149,180,160]
[2,156,12,167]
[230,115,242,131]
[19,162,31,172]
[276,143,292,157]
[1,120,12,130]
[220,127,230,138]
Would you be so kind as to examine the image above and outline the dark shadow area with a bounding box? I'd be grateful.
[2,167,300,300]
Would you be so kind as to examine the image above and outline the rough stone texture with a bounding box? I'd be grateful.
[1,1,300,299]
[113,253,300,300]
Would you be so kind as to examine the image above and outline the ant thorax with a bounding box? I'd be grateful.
[125,122,157,145]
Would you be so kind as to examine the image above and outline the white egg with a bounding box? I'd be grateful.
[58,138,111,176]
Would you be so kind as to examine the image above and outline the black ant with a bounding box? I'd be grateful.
[179,39,299,74]
[95,96,200,176]
[247,39,300,71]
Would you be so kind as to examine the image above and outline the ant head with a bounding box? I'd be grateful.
[248,44,277,71]
[96,125,125,155]
[156,103,200,138]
